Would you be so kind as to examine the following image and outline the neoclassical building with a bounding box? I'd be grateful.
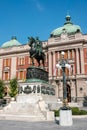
[0,15,87,103]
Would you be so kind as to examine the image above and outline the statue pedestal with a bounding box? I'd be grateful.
[16,94,40,103]
[59,109,73,126]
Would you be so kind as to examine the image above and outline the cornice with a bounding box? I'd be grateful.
[0,44,29,56]
[47,38,86,48]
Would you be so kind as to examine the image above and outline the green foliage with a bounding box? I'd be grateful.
[54,110,60,117]
[0,80,4,99]
[71,107,80,115]
[71,107,87,115]
[9,78,18,97]
[54,107,87,117]
[79,110,87,115]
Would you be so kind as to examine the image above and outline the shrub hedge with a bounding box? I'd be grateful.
[54,107,87,117]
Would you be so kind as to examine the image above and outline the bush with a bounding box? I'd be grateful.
[71,107,80,115]
[0,80,4,99]
[9,78,18,97]
[71,107,87,115]
[54,107,87,117]
[79,110,87,115]
[54,110,60,117]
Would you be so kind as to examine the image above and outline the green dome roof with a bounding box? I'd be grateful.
[50,15,82,37]
[1,36,22,48]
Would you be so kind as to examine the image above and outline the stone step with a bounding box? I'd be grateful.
[0,113,46,121]
[0,111,44,116]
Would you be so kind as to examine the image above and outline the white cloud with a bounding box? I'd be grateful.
[30,0,44,11]
[36,2,44,11]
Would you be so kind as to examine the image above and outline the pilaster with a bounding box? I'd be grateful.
[53,51,56,76]
[76,48,80,74]
[48,51,52,78]
[79,47,84,74]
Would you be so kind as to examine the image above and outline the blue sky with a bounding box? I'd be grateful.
[0,0,87,46]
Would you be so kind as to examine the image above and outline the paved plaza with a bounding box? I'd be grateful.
[0,118,87,130]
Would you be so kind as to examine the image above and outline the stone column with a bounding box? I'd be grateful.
[68,50,70,59]
[72,49,74,59]
[76,48,80,74]
[11,57,16,79]
[57,51,60,76]
[80,47,84,74]
[57,51,60,60]
[53,51,56,76]
[71,65,75,75]
[45,53,48,65]
[48,51,52,78]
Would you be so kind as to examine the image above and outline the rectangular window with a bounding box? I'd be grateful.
[3,59,10,67]
[28,57,33,65]
[18,57,25,65]
[64,51,68,59]
[20,71,23,80]
[18,71,24,80]
[4,72,9,80]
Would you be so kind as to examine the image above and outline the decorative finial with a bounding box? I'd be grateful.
[66,15,71,22]
[64,11,72,25]
[11,36,17,40]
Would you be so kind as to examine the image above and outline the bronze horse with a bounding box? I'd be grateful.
[28,36,45,67]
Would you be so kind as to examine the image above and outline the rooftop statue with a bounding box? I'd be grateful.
[28,36,45,67]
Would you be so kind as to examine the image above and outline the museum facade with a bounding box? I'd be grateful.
[0,15,87,103]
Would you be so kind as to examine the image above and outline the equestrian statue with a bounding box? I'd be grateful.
[28,36,45,67]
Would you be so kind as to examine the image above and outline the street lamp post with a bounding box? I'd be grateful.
[56,51,73,126]
[56,51,70,109]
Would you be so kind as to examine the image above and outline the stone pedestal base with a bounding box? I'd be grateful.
[16,94,40,103]
[1,94,55,121]
[59,109,73,126]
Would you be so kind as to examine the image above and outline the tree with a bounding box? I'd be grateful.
[9,78,18,97]
[0,80,4,99]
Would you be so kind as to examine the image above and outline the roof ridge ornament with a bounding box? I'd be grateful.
[64,14,73,25]
[11,36,17,40]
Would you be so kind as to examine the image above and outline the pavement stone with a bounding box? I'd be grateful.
[0,118,87,130]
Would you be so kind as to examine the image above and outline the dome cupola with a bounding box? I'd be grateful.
[50,15,82,37]
[1,36,22,48]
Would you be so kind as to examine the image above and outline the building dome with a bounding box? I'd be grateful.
[50,15,82,37]
[1,36,22,48]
